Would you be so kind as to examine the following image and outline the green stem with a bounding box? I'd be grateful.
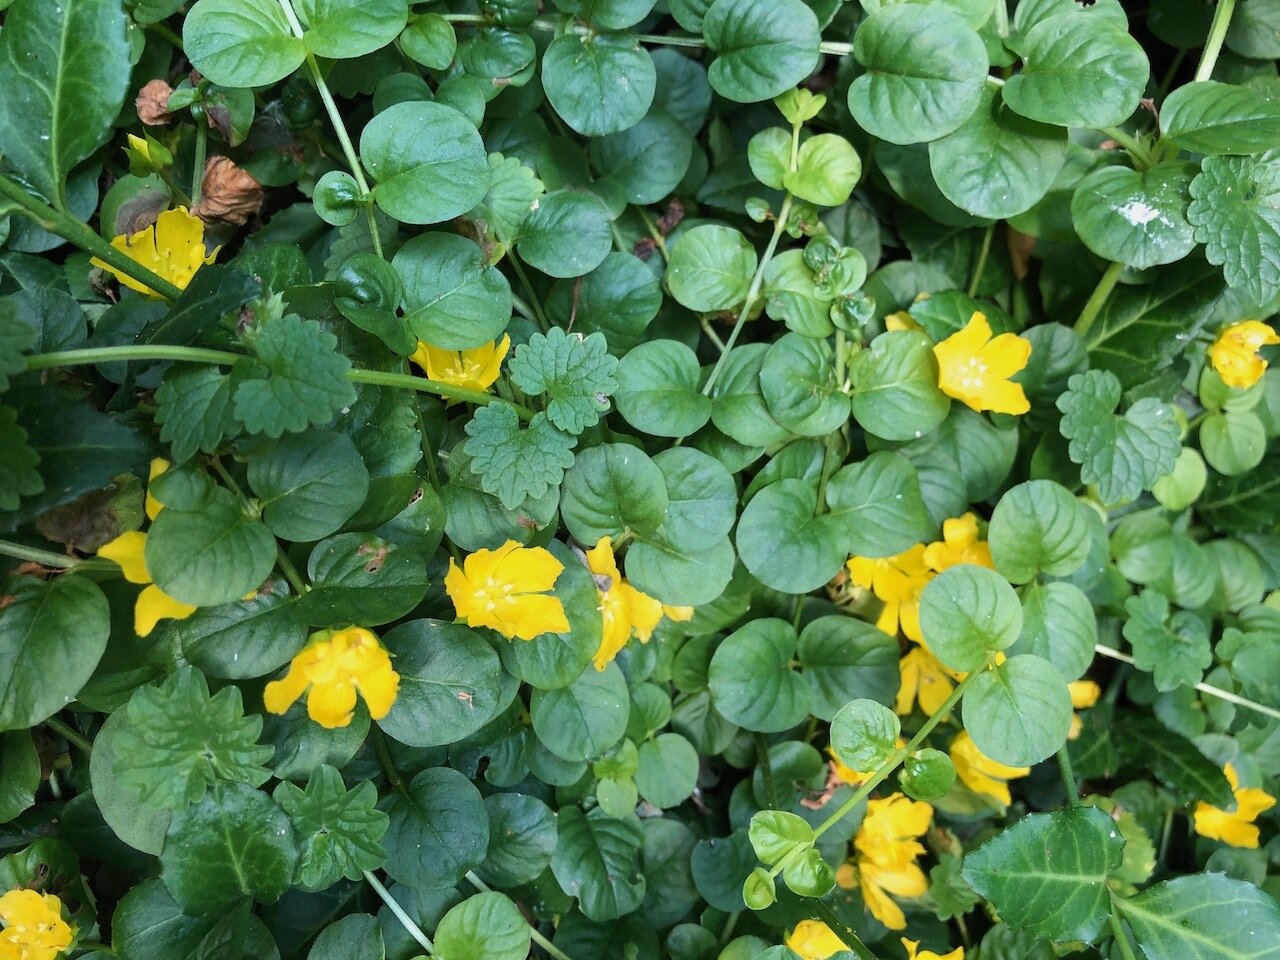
[191,122,208,205]
[0,540,112,572]
[1057,746,1080,806]
[23,347,535,419]
[144,20,184,47]
[1101,127,1154,168]
[464,872,576,960]
[802,901,878,960]
[372,726,407,794]
[45,716,93,754]
[363,871,434,955]
[967,224,994,297]
[0,174,184,301]
[1195,0,1238,82]
[517,17,856,55]
[701,195,793,397]
[275,545,308,595]
[1073,261,1124,340]
[508,255,550,333]
[755,732,780,809]
[1093,644,1280,722]
[805,665,984,846]
[1108,902,1140,960]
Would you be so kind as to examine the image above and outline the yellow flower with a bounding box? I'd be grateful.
[96,459,195,638]
[902,938,963,960]
[1208,320,1279,388]
[847,544,932,642]
[853,793,933,930]
[1067,679,1101,740]
[410,335,511,395]
[264,626,400,729]
[949,730,1029,807]
[784,920,849,960]
[923,513,992,573]
[444,540,569,640]
[896,646,961,717]
[0,889,73,960]
[884,310,922,333]
[1193,763,1276,849]
[91,207,217,297]
[830,739,905,786]
[933,312,1031,415]
[584,537,668,670]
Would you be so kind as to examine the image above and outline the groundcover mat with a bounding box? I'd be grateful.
[1,0,1279,958]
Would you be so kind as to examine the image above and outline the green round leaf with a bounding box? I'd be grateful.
[963,654,1072,766]
[145,493,277,607]
[736,479,844,594]
[652,447,737,552]
[899,748,955,801]
[378,619,504,748]
[928,83,1067,219]
[615,339,712,437]
[550,807,646,921]
[516,190,614,279]
[0,575,108,731]
[362,102,489,225]
[247,430,370,542]
[848,5,988,144]
[89,710,172,855]
[1201,410,1267,476]
[530,662,631,761]
[760,333,851,437]
[748,809,814,865]
[1069,162,1198,269]
[296,533,430,626]
[546,253,662,354]
[477,793,558,887]
[988,480,1092,584]
[822,452,933,559]
[296,0,409,60]
[1002,15,1149,128]
[173,580,307,680]
[400,12,457,69]
[784,133,861,207]
[636,733,700,808]
[625,533,736,606]
[382,766,489,888]
[184,0,305,88]
[849,330,950,441]
[1160,80,1280,156]
[590,110,694,205]
[393,232,513,349]
[703,0,821,103]
[707,619,809,732]
[560,443,669,544]
[666,224,757,313]
[919,564,1024,672]
[435,892,532,960]
[542,34,656,136]
[1011,581,1096,680]
[830,698,901,771]
[709,343,793,447]
[160,783,298,914]
[796,615,900,720]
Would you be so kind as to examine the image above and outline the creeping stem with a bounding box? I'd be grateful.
[0,174,185,301]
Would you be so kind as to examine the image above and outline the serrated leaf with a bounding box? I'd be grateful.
[273,764,388,890]
[234,314,357,437]
[1115,873,1280,960]
[463,407,576,509]
[0,405,42,511]
[471,152,545,242]
[1056,369,1180,503]
[0,309,36,392]
[1122,590,1212,693]
[114,666,274,809]
[155,365,239,462]
[508,327,618,433]
[1188,152,1280,306]
[963,806,1125,942]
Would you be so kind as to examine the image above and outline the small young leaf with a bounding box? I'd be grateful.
[463,407,576,509]
[1122,590,1212,693]
[274,765,388,890]
[509,327,619,434]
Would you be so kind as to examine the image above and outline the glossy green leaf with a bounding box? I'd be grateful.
[707,618,809,732]
[988,480,1092,584]
[962,654,1072,765]
[551,807,646,921]
[919,564,1023,672]
[1161,81,1280,155]
[1117,873,1280,960]
[393,233,513,350]
[274,765,387,890]
[1070,161,1198,270]
[382,766,489,889]
[542,34,655,136]
[434,892,532,960]
[666,224,757,313]
[703,0,820,103]
[1188,152,1280,307]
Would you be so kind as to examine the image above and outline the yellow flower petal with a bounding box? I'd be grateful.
[784,920,849,960]
[0,888,74,960]
[897,645,956,717]
[98,530,152,585]
[495,593,570,640]
[903,937,965,960]
[91,207,215,297]
[446,541,570,640]
[145,457,171,520]
[950,730,1029,806]
[1069,679,1101,709]
[410,335,511,394]
[1193,763,1276,849]
[1208,320,1279,388]
[934,312,1031,414]
[134,583,197,637]
[489,541,565,594]
[263,657,311,717]
[307,676,359,729]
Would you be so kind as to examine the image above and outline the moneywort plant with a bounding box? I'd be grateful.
[1,0,1280,957]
